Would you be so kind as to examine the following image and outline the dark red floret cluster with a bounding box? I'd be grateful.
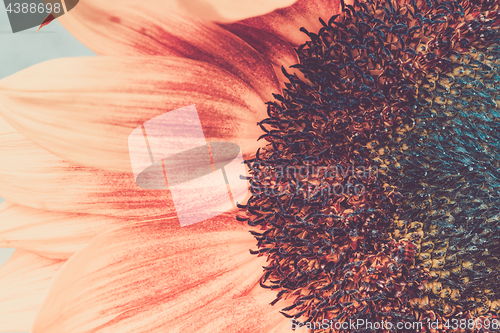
[238,0,500,331]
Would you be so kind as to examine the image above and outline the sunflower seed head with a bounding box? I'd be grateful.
[241,0,500,328]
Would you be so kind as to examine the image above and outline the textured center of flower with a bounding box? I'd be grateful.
[238,0,500,329]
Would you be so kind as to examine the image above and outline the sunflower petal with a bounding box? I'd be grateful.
[32,214,268,333]
[0,132,177,219]
[0,201,132,259]
[239,0,345,46]
[0,57,266,173]
[220,23,299,85]
[0,113,16,135]
[57,3,279,99]
[176,0,297,22]
[163,291,294,332]
[0,250,64,332]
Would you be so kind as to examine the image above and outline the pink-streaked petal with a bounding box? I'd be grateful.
[0,57,266,173]
[177,0,297,22]
[0,250,64,332]
[57,3,279,100]
[239,0,344,47]
[32,213,270,333]
[220,23,299,86]
[0,132,178,219]
[0,201,133,259]
[164,290,295,332]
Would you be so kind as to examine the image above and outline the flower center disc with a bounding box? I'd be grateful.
[239,0,500,330]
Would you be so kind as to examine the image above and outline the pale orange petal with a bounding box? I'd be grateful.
[163,291,294,332]
[177,0,297,22]
[0,57,266,173]
[0,113,16,135]
[57,3,279,100]
[240,0,344,46]
[32,213,272,333]
[0,132,177,219]
[0,250,64,332]
[0,201,133,259]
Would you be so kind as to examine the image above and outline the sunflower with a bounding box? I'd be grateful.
[0,1,330,331]
[1,0,500,332]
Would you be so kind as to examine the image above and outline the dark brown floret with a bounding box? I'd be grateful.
[238,0,500,331]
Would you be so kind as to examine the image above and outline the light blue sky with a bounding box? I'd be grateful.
[0,4,95,332]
